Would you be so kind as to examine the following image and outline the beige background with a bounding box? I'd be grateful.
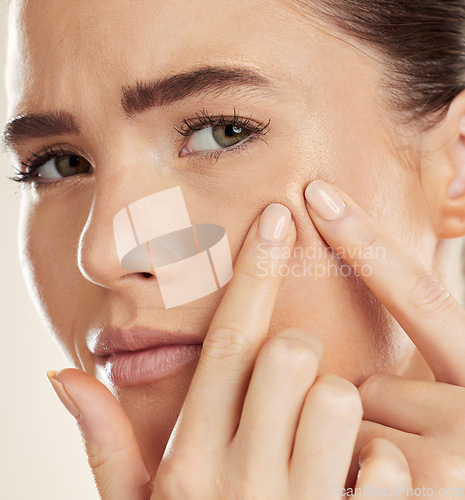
[0,2,99,498]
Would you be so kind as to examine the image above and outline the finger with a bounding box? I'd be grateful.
[173,204,296,452]
[232,328,323,482]
[345,420,420,487]
[47,368,153,500]
[355,421,465,489]
[355,438,412,497]
[304,179,465,385]
[289,374,363,499]
[358,374,464,436]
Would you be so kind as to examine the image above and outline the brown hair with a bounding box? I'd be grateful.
[293,0,465,129]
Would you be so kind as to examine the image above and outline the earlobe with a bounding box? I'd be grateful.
[437,195,465,240]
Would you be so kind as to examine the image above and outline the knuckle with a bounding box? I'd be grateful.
[311,374,362,421]
[203,326,253,362]
[86,441,125,471]
[86,441,141,490]
[259,334,318,375]
[155,458,193,499]
[86,445,107,472]
[347,222,381,255]
[406,271,456,319]
[237,257,279,284]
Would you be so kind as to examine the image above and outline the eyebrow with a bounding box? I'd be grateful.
[2,111,79,150]
[2,65,274,149]
[121,65,273,116]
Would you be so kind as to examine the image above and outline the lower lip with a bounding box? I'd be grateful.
[103,344,203,387]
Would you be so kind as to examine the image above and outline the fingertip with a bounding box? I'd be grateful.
[258,202,294,244]
[46,368,81,420]
[358,437,410,480]
[304,179,347,222]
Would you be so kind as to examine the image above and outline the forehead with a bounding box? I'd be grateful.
[5,0,289,110]
[5,0,378,127]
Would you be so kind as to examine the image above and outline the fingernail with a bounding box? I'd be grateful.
[305,180,346,221]
[47,370,81,419]
[258,203,292,242]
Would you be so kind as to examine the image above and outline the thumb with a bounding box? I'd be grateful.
[47,368,153,500]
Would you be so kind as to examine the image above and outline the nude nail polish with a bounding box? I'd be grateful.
[258,203,292,242]
[305,180,346,221]
[47,370,81,419]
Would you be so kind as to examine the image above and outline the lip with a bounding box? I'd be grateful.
[88,326,204,387]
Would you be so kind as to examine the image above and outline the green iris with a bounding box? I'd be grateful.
[212,124,250,148]
[55,155,92,177]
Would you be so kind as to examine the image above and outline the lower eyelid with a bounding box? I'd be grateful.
[183,134,263,164]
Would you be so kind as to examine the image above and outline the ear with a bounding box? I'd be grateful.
[419,89,465,240]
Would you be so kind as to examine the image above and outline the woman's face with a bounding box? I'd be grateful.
[5,0,437,471]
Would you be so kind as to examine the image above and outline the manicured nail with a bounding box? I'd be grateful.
[305,180,346,221]
[258,203,292,242]
[47,370,81,419]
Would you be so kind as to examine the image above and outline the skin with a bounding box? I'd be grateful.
[5,0,465,496]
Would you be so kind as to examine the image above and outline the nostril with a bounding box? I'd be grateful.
[122,272,154,280]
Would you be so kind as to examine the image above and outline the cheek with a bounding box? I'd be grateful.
[244,125,425,380]
[18,188,92,355]
[267,243,414,384]
[340,154,436,269]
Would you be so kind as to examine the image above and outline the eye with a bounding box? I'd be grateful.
[181,124,252,156]
[35,155,92,180]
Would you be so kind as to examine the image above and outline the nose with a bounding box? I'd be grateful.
[77,169,178,291]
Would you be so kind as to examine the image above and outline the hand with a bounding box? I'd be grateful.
[47,202,411,499]
[305,179,465,490]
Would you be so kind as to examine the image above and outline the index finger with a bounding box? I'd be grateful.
[171,203,296,453]
[304,179,465,386]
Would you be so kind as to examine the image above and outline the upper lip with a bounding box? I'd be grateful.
[88,326,204,358]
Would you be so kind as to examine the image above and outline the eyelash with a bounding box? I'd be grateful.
[11,109,271,184]
[11,145,70,184]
